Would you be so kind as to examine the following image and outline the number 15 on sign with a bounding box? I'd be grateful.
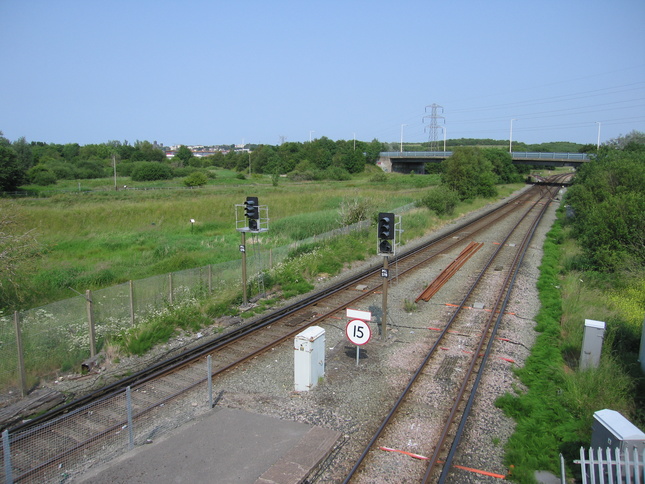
[346,319,371,345]
[346,319,371,366]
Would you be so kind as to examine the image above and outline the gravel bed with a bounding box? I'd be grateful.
[59,186,558,483]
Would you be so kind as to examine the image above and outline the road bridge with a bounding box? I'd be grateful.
[377,151,590,174]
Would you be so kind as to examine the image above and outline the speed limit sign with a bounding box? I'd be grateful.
[346,319,372,346]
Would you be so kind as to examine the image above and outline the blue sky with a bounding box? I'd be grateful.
[1,0,644,147]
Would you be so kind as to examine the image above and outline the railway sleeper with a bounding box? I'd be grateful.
[90,406,127,425]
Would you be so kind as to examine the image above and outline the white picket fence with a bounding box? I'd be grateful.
[576,447,644,484]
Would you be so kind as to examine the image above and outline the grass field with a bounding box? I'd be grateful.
[3,169,464,309]
[0,169,522,390]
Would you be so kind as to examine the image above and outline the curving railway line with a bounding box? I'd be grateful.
[343,179,564,483]
[2,174,570,483]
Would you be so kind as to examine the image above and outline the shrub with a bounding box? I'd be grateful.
[288,170,315,181]
[172,166,197,177]
[131,162,173,181]
[116,161,135,176]
[442,147,498,200]
[419,185,460,216]
[338,197,373,226]
[324,166,351,180]
[565,149,645,271]
[43,161,76,180]
[73,159,106,179]
[183,171,208,187]
[27,165,58,186]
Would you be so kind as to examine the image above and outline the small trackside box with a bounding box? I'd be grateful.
[591,409,645,454]
[294,326,325,392]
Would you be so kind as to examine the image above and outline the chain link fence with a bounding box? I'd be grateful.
[0,262,241,396]
[2,357,217,483]
[0,210,398,397]
[0,205,421,483]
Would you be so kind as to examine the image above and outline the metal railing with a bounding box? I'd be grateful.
[510,151,590,160]
[1,356,221,483]
[380,151,591,161]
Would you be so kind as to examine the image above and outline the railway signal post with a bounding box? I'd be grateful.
[236,196,268,306]
[377,213,401,340]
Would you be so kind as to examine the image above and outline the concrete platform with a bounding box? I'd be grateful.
[75,407,340,484]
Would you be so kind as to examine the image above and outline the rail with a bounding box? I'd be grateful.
[341,183,559,482]
[1,191,538,483]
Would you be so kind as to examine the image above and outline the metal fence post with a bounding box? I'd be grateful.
[207,355,213,408]
[86,290,96,357]
[168,273,173,306]
[208,265,212,294]
[129,280,135,326]
[3,428,13,484]
[13,312,27,397]
[126,386,134,450]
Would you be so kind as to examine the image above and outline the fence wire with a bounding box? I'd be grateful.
[0,315,17,390]
[0,209,420,482]
[2,359,214,483]
[0,214,382,397]
[4,392,130,483]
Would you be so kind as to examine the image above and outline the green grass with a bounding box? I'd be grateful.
[3,174,452,309]
[495,211,644,483]
[114,301,215,356]
[1,174,525,389]
[5,170,642,481]
[105,181,517,356]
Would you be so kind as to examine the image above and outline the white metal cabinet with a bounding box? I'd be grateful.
[294,326,325,391]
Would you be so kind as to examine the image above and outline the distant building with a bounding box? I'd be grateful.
[164,145,231,159]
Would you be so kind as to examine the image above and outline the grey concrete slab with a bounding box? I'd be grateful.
[75,407,339,484]
[534,470,561,484]
[256,426,341,484]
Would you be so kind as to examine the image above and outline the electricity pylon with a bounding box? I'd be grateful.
[423,103,445,151]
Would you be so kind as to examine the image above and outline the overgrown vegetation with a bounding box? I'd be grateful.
[418,185,460,216]
[496,139,645,482]
[0,161,525,387]
[565,146,645,271]
[0,203,40,305]
[0,132,388,191]
[115,301,212,355]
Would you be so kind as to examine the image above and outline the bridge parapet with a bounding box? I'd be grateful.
[378,151,590,172]
[380,151,590,161]
[511,152,590,161]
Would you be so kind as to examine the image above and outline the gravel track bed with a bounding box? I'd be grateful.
[209,187,556,483]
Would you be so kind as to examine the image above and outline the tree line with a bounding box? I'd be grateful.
[2,130,643,193]
[0,133,387,191]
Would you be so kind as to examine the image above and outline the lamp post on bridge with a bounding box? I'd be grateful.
[509,119,518,153]
[400,124,407,153]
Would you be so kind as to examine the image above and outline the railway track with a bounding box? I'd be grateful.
[342,181,562,483]
[2,176,569,483]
